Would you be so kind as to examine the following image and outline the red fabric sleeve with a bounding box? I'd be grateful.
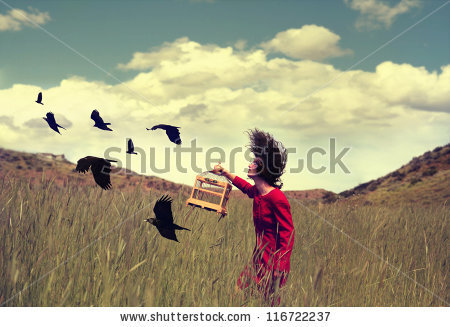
[232,176,258,198]
[272,198,295,274]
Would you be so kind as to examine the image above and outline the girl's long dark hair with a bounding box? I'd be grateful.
[246,128,287,189]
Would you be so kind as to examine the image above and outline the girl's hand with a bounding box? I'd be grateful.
[212,162,224,175]
[212,162,236,182]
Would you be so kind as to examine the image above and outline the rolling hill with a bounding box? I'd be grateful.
[0,147,337,202]
[0,147,191,196]
[1,143,448,206]
[331,144,450,205]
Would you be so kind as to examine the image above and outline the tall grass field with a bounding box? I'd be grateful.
[0,175,448,306]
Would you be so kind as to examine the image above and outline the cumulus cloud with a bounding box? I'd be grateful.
[0,115,15,128]
[175,103,208,120]
[24,117,47,129]
[25,113,73,129]
[0,7,51,31]
[1,34,449,192]
[344,0,421,30]
[260,25,353,60]
[117,38,190,71]
[234,39,247,51]
[366,62,450,112]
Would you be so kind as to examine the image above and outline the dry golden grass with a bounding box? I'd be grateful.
[0,174,448,306]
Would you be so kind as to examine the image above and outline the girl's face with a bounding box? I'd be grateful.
[247,158,262,178]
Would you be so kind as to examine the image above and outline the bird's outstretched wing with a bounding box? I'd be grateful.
[147,124,181,144]
[46,112,56,123]
[153,194,174,224]
[76,156,94,173]
[165,127,182,145]
[90,158,112,190]
[91,109,104,124]
[36,92,42,103]
[155,226,179,242]
[149,124,164,130]
[76,156,113,189]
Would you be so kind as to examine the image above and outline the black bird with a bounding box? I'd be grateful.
[43,112,65,134]
[91,109,112,131]
[147,124,181,145]
[144,195,190,242]
[35,92,44,105]
[126,138,137,154]
[75,156,117,190]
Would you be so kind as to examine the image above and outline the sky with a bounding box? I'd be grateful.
[0,0,449,192]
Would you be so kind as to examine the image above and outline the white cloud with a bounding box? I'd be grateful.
[0,7,51,31]
[345,0,421,30]
[117,37,190,71]
[234,39,247,51]
[261,25,353,60]
[1,35,449,192]
[364,62,450,112]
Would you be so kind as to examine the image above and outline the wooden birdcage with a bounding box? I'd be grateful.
[186,171,232,217]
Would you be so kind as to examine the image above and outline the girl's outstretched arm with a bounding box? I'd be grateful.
[212,163,257,198]
[212,163,236,182]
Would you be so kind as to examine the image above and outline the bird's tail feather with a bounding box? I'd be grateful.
[173,224,190,231]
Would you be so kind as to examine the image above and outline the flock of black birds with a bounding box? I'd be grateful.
[35,91,190,242]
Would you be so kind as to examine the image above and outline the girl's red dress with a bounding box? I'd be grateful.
[232,176,295,295]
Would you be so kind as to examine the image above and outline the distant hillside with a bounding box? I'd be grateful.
[332,144,450,205]
[0,148,335,202]
[0,148,191,196]
[1,144,448,206]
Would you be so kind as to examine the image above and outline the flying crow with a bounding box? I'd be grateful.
[91,109,112,131]
[75,156,117,190]
[146,124,181,145]
[144,195,190,242]
[43,112,65,134]
[126,138,137,154]
[35,92,44,105]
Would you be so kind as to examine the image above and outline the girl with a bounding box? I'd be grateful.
[213,128,295,304]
